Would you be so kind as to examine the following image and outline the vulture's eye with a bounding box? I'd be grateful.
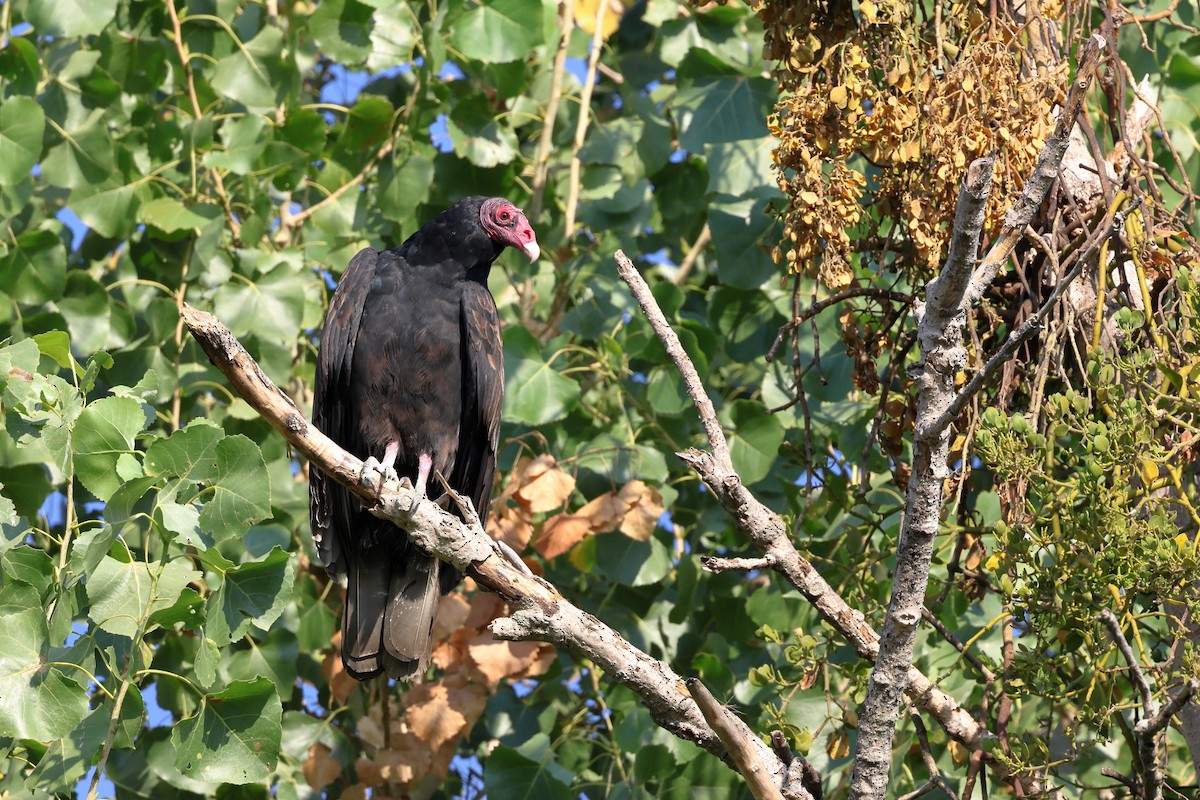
[499,209,511,222]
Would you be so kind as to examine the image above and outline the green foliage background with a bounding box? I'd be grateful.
[1,0,1199,797]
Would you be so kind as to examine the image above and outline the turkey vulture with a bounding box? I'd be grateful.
[309,196,539,680]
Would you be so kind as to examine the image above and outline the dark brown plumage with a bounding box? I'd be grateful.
[309,196,539,680]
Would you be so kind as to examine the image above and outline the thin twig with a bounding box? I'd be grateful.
[165,0,241,245]
[701,554,777,573]
[616,250,731,467]
[562,0,608,241]
[290,137,396,227]
[1100,608,1164,800]
[529,0,575,220]
[672,223,712,285]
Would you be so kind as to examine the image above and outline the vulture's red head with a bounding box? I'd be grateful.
[480,197,539,262]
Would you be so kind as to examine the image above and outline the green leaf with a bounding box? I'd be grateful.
[24,704,109,794]
[449,0,544,64]
[0,584,89,741]
[210,26,287,112]
[447,98,519,168]
[594,533,672,587]
[206,547,296,646]
[86,555,200,639]
[171,678,282,785]
[503,327,580,426]
[203,115,269,175]
[32,330,73,371]
[724,400,785,485]
[0,226,67,304]
[485,737,573,800]
[20,0,118,37]
[144,419,224,484]
[0,97,44,186]
[74,396,147,502]
[138,198,223,234]
[226,629,299,697]
[197,435,272,543]
[72,180,139,239]
[309,0,375,65]
[674,75,774,150]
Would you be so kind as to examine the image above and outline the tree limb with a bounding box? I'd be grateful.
[178,303,793,790]
[848,34,1107,799]
[614,253,983,751]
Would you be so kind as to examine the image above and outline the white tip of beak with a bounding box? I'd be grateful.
[522,241,541,262]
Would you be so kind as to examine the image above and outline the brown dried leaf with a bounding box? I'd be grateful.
[443,670,490,727]
[303,743,342,790]
[407,684,468,751]
[516,455,576,513]
[617,480,664,541]
[338,784,368,800]
[488,503,534,551]
[377,733,431,785]
[321,632,359,705]
[354,757,382,788]
[535,513,593,560]
[827,727,850,759]
[356,714,386,750]
[576,490,628,532]
[431,592,471,642]
[467,634,555,688]
[464,592,506,630]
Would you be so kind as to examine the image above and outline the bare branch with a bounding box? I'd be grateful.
[701,554,777,573]
[528,0,575,220]
[1099,608,1169,800]
[616,250,732,468]
[1137,679,1199,737]
[687,679,789,800]
[178,303,797,790]
[615,254,983,751]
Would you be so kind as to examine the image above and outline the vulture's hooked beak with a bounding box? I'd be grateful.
[522,240,541,262]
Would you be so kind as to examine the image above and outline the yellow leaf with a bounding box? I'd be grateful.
[829,85,849,109]
[574,0,625,39]
[826,727,850,759]
[1137,458,1159,483]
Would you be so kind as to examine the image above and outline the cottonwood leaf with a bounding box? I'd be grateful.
[448,0,543,64]
[406,684,467,750]
[503,327,579,426]
[74,396,147,502]
[206,547,296,646]
[0,97,44,186]
[515,455,576,513]
[197,435,272,544]
[0,584,89,741]
[534,514,592,560]
[172,678,282,785]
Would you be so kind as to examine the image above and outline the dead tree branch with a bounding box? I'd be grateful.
[614,251,982,754]
[178,303,796,792]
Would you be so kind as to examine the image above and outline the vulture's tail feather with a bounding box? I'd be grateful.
[341,533,438,682]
